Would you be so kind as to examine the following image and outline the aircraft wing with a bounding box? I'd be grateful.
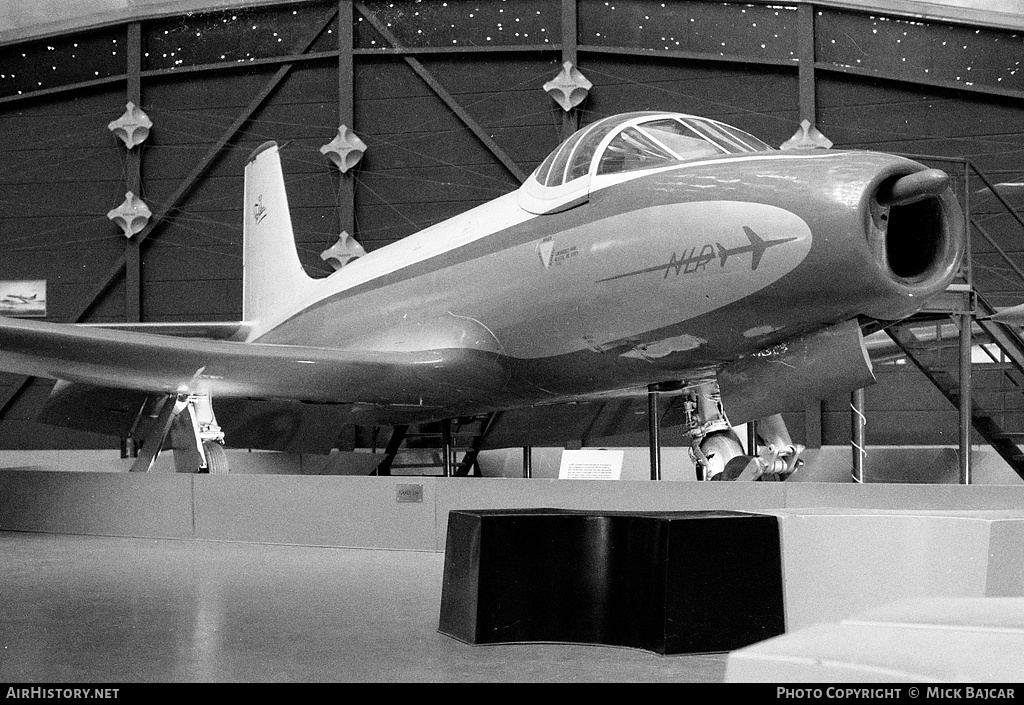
[0,316,508,408]
[78,321,253,341]
[34,378,687,454]
[3,316,701,453]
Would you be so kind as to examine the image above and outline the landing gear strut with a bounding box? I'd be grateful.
[170,394,227,473]
[682,383,804,481]
[129,393,227,473]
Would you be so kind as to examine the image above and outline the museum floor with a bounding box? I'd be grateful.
[0,531,728,683]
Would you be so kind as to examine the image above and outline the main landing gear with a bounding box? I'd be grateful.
[679,383,804,481]
[127,393,228,474]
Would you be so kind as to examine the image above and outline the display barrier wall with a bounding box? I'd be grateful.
[775,509,1024,630]
[6,469,1024,548]
[3,469,1024,632]
[0,469,194,538]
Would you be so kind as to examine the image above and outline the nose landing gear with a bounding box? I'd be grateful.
[682,384,803,481]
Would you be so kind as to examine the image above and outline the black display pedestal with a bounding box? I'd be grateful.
[439,509,785,654]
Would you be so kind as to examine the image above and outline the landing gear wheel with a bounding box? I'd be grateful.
[697,431,744,480]
[201,441,229,474]
[712,452,796,481]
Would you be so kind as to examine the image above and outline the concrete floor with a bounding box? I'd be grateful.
[0,531,728,683]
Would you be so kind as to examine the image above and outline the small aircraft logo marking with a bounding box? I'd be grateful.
[253,195,268,224]
[599,226,798,282]
[537,236,579,269]
[718,226,797,271]
[537,237,555,268]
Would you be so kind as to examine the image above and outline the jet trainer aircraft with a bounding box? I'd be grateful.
[0,111,965,479]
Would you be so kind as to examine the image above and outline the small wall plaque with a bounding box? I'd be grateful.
[396,484,423,503]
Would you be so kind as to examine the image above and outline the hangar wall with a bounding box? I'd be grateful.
[1,0,1023,456]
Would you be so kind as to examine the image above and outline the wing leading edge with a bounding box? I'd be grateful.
[78,321,253,341]
[0,316,510,410]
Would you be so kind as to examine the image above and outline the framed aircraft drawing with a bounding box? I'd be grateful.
[0,280,46,318]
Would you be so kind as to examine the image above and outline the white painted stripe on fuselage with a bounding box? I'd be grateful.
[254,190,537,336]
[260,149,857,340]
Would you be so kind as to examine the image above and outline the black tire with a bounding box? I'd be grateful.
[715,454,758,480]
[712,451,795,481]
[202,441,229,474]
[758,469,788,482]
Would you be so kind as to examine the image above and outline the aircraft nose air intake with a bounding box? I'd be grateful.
[867,166,965,297]
[876,168,949,207]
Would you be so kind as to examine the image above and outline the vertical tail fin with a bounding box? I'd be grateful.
[242,141,314,336]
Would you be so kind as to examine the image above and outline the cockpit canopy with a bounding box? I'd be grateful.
[536,111,774,187]
[518,111,775,214]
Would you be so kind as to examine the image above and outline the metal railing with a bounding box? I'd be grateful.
[885,154,1024,482]
[898,153,1024,296]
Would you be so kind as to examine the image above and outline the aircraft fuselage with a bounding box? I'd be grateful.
[252,148,962,420]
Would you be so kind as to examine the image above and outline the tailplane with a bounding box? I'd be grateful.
[242,141,314,337]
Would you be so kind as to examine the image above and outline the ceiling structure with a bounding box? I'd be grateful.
[1,0,1023,46]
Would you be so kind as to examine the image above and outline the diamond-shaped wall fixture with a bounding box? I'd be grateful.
[107,192,152,238]
[543,61,592,112]
[321,230,367,271]
[320,126,367,173]
[780,119,833,150]
[108,102,152,149]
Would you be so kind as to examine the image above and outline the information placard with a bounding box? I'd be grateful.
[558,449,624,480]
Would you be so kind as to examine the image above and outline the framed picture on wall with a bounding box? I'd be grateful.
[0,280,46,318]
